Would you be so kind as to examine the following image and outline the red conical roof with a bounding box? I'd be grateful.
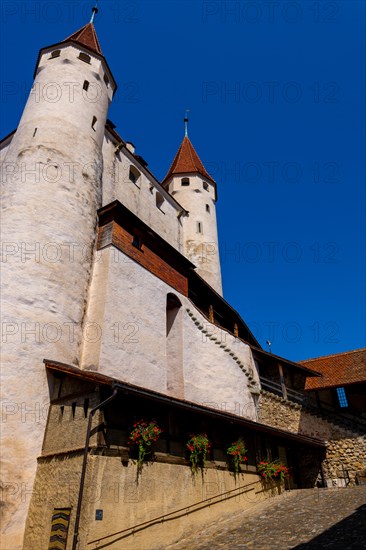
[63,22,102,55]
[162,136,215,185]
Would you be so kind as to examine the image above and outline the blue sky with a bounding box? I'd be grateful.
[1,0,365,361]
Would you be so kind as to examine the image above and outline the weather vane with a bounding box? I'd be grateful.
[90,0,99,23]
[184,109,190,137]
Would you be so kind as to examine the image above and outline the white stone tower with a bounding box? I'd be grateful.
[162,124,223,295]
[0,19,115,548]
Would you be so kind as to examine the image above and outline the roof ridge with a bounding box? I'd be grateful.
[300,347,366,363]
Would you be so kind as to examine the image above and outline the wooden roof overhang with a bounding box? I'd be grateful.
[44,360,326,449]
[250,347,322,378]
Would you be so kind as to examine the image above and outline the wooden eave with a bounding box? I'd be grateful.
[97,200,195,274]
[44,360,326,448]
[251,347,322,377]
[188,270,261,348]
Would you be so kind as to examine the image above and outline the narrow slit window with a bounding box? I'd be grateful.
[104,73,110,88]
[33,128,37,137]
[71,402,77,419]
[197,222,203,234]
[181,178,190,186]
[205,204,210,213]
[49,50,61,59]
[336,387,348,408]
[91,116,97,131]
[83,80,89,91]
[78,52,91,64]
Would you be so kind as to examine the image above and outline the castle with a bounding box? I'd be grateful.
[1,13,365,550]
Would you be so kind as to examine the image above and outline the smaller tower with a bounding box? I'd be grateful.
[163,122,222,295]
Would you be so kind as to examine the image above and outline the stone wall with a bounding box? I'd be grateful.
[258,391,366,486]
[23,453,282,550]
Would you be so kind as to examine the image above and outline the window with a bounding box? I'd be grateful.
[49,50,61,59]
[104,73,110,88]
[132,234,142,249]
[129,166,140,186]
[205,204,210,213]
[336,387,348,408]
[83,80,89,91]
[78,52,91,64]
[181,178,190,186]
[196,222,203,234]
[166,294,183,398]
[91,116,97,131]
[156,192,164,210]
[33,128,37,137]
[203,182,209,191]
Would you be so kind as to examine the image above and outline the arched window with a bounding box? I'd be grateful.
[156,192,164,210]
[78,52,91,64]
[203,182,209,191]
[129,166,141,186]
[181,178,190,186]
[49,50,61,59]
[166,294,184,398]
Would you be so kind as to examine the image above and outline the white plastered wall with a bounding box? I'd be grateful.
[0,43,112,549]
[102,135,184,252]
[167,174,222,295]
[80,247,258,420]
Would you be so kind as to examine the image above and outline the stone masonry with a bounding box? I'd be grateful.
[258,391,366,485]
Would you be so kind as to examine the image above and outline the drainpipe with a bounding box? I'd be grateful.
[72,385,119,550]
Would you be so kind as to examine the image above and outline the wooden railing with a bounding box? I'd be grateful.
[260,376,304,404]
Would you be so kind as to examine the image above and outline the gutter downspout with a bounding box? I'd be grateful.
[72,385,118,550]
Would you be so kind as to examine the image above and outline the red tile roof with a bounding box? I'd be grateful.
[63,23,102,55]
[301,348,366,390]
[162,136,215,185]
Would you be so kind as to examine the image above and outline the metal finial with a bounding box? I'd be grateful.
[184,109,190,137]
[90,0,99,23]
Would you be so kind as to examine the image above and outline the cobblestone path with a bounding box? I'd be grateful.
[168,487,366,550]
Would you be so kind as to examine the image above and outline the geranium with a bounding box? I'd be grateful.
[186,434,211,474]
[257,459,290,482]
[129,420,162,471]
[227,438,248,474]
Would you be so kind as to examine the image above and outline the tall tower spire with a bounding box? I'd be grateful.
[90,0,99,23]
[163,132,223,295]
[184,109,190,137]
